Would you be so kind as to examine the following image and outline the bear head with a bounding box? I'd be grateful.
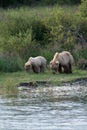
[49,52,59,73]
[49,60,59,73]
[25,57,32,71]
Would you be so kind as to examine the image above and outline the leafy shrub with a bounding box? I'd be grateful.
[0,15,33,54]
[77,58,87,70]
[46,7,76,52]
[40,48,55,63]
[0,6,87,72]
[76,49,87,59]
[0,13,51,55]
[79,0,87,17]
[76,17,87,42]
[0,55,24,72]
[32,19,50,46]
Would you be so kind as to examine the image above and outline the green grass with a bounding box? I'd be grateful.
[0,68,87,88]
[0,68,86,96]
[0,5,78,20]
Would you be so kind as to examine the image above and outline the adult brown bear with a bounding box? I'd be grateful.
[50,51,74,73]
[25,56,47,73]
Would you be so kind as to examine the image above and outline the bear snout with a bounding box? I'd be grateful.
[25,65,30,72]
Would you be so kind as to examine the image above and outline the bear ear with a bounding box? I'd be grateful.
[25,61,30,66]
[28,57,32,61]
[55,52,59,55]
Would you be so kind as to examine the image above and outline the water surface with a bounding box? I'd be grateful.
[0,81,87,130]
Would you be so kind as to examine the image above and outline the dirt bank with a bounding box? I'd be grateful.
[19,77,87,88]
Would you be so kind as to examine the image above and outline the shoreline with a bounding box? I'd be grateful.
[0,69,87,88]
[19,77,87,88]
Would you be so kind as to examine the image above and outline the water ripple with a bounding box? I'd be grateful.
[0,83,87,130]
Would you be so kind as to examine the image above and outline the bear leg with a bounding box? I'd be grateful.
[63,65,70,73]
[68,63,72,73]
[40,65,45,73]
[64,63,72,73]
[32,65,40,73]
[58,64,62,73]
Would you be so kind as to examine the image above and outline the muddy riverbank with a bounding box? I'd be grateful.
[19,77,87,89]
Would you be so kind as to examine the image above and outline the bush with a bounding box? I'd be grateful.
[76,49,87,59]
[32,19,51,46]
[46,7,76,52]
[40,48,55,63]
[0,12,51,55]
[0,6,87,72]
[77,17,87,42]
[0,55,24,72]
[79,0,87,17]
[77,58,87,70]
[0,15,33,54]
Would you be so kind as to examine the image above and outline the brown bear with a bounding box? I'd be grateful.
[25,56,47,73]
[50,51,74,73]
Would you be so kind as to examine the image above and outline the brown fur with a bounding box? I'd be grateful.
[50,51,74,73]
[25,56,47,73]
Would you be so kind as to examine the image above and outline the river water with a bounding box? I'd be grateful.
[0,81,87,130]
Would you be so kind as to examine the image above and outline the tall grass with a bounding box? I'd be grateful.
[0,55,24,72]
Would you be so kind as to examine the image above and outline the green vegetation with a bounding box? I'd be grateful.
[0,68,87,89]
[0,1,87,73]
[79,0,87,17]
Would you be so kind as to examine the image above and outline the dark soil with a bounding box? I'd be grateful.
[19,81,51,88]
[19,78,87,88]
[62,77,87,86]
